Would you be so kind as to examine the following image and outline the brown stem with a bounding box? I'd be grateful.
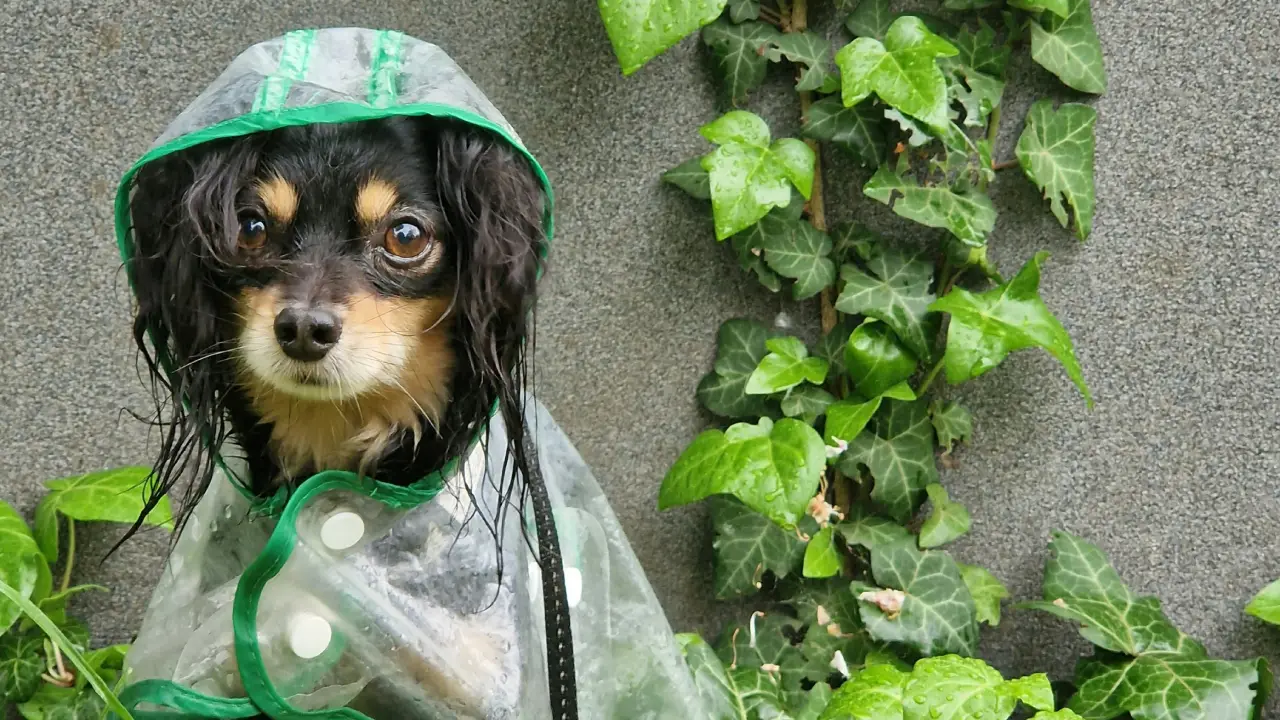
[992,159,1020,171]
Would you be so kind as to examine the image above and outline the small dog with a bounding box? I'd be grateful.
[124,116,547,531]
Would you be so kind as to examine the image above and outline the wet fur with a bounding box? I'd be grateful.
[122,116,546,544]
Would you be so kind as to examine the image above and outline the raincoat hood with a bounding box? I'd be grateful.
[110,28,703,720]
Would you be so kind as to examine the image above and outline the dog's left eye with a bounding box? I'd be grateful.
[238,216,268,250]
[383,221,430,261]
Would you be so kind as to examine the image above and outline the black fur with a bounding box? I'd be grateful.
[121,116,546,549]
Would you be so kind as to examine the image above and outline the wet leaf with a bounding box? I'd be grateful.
[43,466,171,529]
[709,496,806,600]
[1032,712,1087,720]
[930,400,972,453]
[697,318,776,419]
[845,321,918,398]
[769,32,840,93]
[819,663,907,719]
[747,214,836,300]
[947,65,1004,128]
[1010,0,1070,18]
[817,320,856,378]
[1246,579,1280,626]
[804,527,842,579]
[948,21,1011,78]
[844,0,892,39]
[958,563,1009,626]
[599,0,727,75]
[17,683,106,720]
[943,0,999,8]
[834,246,936,362]
[790,682,834,720]
[835,16,959,130]
[904,656,1054,720]
[660,417,826,529]
[0,501,44,635]
[930,252,1092,406]
[837,510,914,551]
[700,110,815,239]
[728,0,759,22]
[662,155,711,199]
[943,236,1002,283]
[853,538,978,657]
[884,108,932,147]
[703,18,784,106]
[731,221,786,293]
[0,628,43,703]
[1016,100,1097,240]
[839,400,938,522]
[918,484,970,548]
[747,337,830,395]
[716,612,812,692]
[824,383,916,449]
[782,385,837,422]
[677,633,792,720]
[803,97,886,168]
[863,167,996,247]
[1029,0,1107,94]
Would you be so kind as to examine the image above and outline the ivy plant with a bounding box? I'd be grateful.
[599,0,1272,717]
[0,466,168,719]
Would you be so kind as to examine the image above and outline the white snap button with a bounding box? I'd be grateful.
[563,567,582,608]
[288,612,332,659]
[320,511,364,551]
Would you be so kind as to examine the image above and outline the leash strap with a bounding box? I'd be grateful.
[522,425,579,720]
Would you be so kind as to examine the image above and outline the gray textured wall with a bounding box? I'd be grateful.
[2,0,1279,704]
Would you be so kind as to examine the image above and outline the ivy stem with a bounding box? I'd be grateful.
[986,105,1002,146]
[60,519,75,594]
[992,159,1020,171]
[918,358,945,396]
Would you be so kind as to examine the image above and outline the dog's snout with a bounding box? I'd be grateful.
[274,307,342,362]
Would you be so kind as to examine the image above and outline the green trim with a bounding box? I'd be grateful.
[117,679,260,718]
[253,30,318,112]
[366,31,405,108]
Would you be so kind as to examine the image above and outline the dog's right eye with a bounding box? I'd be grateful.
[238,216,268,250]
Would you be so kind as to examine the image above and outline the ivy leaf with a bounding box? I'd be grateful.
[830,222,877,265]
[930,400,973,453]
[1032,712,1087,720]
[845,321,918,398]
[43,466,172,529]
[844,0,892,39]
[747,337,830,395]
[728,0,759,22]
[697,318,775,419]
[1010,0,1071,19]
[854,538,979,657]
[835,16,959,130]
[0,628,44,703]
[949,21,1012,78]
[17,682,105,720]
[790,682,834,720]
[930,252,1092,406]
[731,228,785,293]
[918,484,971,548]
[662,155,711,200]
[1016,100,1098,240]
[598,0,727,75]
[0,501,44,635]
[1029,0,1107,94]
[37,585,106,627]
[1246,579,1280,626]
[803,97,886,168]
[753,214,837,300]
[769,32,839,93]
[819,663,907,719]
[782,385,837,422]
[943,236,1003,283]
[884,108,932,147]
[958,563,1009,627]
[840,400,938,523]
[834,246,936,363]
[817,320,856,378]
[677,633,793,720]
[948,65,1005,128]
[803,527,842,579]
[660,417,826,529]
[863,167,997,247]
[838,510,914,551]
[700,110,815,239]
[1027,531,1269,720]
[702,18,782,106]
[942,0,999,9]
[824,383,916,448]
[716,612,811,692]
[709,496,806,599]
[904,656,1054,720]
[31,497,58,566]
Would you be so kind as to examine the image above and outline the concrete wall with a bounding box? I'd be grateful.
[2,0,1278,701]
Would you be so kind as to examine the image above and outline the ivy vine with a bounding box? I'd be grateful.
[599,0,1274,718]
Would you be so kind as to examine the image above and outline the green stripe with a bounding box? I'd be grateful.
[253,29,317,112]
[366,30,405,108]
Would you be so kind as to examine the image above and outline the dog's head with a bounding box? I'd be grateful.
[124,116,546,530]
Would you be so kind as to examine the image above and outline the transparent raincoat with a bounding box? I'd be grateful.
[109,28,702,720]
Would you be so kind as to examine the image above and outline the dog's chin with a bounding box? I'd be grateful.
[236,343,402,402]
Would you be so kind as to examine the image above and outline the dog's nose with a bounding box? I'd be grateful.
[274,307,342,362]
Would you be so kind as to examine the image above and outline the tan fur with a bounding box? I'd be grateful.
[235,286,454,480]
[355,177,399,226]
[256,175,298,224]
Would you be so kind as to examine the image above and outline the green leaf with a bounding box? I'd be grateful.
[0,628,44,703]
[1031,712,1086,720]
[854,539,978,657]
[782,385,837,421]
[930,401,972,453]
[709,496,806,599]
[840,400,937,522]
[834,247,935,361]
[0,501,44,635]
[750,214,837,300]
[716,612,813,693]
[817,321,855,380]
[1027,531,1269,720]
[1246,579,1280,626]
[598,0,727,75]
[918,484,970,548]
[697,318,775,419]
[829,222,877,265]
[819,663,907,719]
[824,384,916,450]
[835,16,959,130]
[803,527,842,579]
[1016,100,1098,240]
[1010,0,1071,19]
[949,21,1011,78]
[802,97,886,168]
[747,337,830,394]
[844,0,892,39]
[768,31,839,93]
[791,682,833,720]
[884,108,932,147]
[942,0,999,9]
[700,110,815,239]
[929,252,1092,406]
[731,223,785,293]
[660,417,826,529]
[958,563,1008,627]
[662,155,711,200]
[728,0,759,22]
[32,497,58,566]
[863,167,997,247]
[902,656,1054,720]
[1029,0,1107,94]
[845,321,918,398]
[837,510,914,551]
[43,467,171,529]
[948,65,1004,128]
[17,682,106,720]
[37,585,106,627]
[702,18,781,105]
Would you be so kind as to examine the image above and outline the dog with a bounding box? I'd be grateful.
[122,115,547,536]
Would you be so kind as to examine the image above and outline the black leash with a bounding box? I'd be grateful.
[522,425,579,720]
